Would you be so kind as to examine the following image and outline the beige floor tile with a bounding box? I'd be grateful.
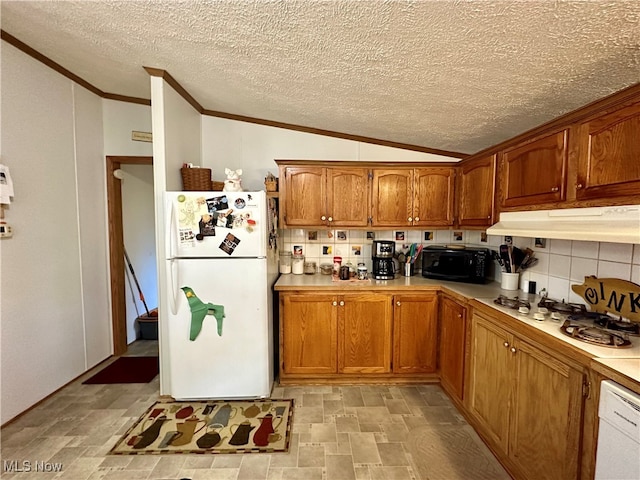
[349,432,381,464]
[376,443,410,466]
[0,341,510,480]
[237,454,270,480]
[369,465,414,480]
[296,445,324,468]
[280,466,322,480]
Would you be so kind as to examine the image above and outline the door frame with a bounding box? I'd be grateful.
[106,155,153,355]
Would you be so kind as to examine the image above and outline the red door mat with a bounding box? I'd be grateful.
[82,356,159,384]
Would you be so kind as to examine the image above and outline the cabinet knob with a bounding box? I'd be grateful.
[414,216,420,222]
[332,301,337,306]
[321,215,327,221]
[408,217,413,222]
[396,301,401,306]
[487,215,491,219]
[503,341,509,348]
[328,216,333,222]
[551,186,559,192]
[510,347,517,354]
[339,301,345,306]
[576,183,584,189]
[457,314,462,318]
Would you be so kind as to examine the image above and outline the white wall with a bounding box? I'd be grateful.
[102,99,157,345]
[201,116,460,191]
[150,77,201,396]
[0,43,109,423]
[103,100,153,156]
[121,164,157,343]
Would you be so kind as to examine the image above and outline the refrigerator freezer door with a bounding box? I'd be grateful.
[167,257,272,399]
[167,191,266,259]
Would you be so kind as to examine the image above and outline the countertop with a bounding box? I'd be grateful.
[274,272,640,384]
[274,272,507,298]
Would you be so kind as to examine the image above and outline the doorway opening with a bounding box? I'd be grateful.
[106,156,154,356]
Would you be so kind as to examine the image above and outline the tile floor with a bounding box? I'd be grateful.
[1,340,511,480]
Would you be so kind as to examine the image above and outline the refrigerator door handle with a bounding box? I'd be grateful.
[167,197,177,260]
[169,259,179,315]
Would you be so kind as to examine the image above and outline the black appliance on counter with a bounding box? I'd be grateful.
[372,240,395,280]
[421,245,490,284]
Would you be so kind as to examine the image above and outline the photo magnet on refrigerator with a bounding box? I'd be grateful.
[220,233,241,255]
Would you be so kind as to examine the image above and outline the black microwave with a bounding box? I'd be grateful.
[421,246,490,284]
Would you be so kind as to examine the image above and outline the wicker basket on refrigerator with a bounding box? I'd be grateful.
[180,167,212,191]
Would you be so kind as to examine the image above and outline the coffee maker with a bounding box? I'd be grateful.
[372,240,395,280]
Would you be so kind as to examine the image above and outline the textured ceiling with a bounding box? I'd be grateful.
[2,0,639,155]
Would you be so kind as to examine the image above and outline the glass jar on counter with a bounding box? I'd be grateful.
[279,251,292,274]
[292,253,305,275]
[357,263,368,280]
[304,261,317,275]
[333,256,342,276]
[320,263,333,275]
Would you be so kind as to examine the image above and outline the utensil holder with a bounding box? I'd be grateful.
[501,272,520,290]
[402,263,415,277]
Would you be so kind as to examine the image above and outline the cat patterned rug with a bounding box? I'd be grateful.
[110,399,294,455]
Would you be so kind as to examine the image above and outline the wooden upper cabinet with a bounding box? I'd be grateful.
[458,155,496,227]
[326,168,370,227]
[281,166,326,226]
[371,169,413,226]
[574,101,640,201]
[413,168,455,226]
[371,167,455,227]
[499,130,568,209]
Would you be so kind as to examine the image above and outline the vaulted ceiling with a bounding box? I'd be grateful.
[2,0,639,156]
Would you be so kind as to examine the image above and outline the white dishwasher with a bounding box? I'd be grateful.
[595,380,640,480]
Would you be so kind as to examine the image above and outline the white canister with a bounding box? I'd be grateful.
[501,272,520,290]
[292,254,305,275]
[279,251,292,274]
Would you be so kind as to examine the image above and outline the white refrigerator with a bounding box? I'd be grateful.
[164,190,277,400]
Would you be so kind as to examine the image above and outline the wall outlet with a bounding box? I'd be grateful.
[0,223,13,238]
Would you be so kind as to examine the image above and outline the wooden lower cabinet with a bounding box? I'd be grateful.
[439,295,467,401]
[468,312,585,480]
[393,293,438,373]
[281,293,338,375]
[339,293,392,374]
[279,290,438,381]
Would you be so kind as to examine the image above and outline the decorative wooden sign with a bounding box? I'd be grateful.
[571,276,640,323]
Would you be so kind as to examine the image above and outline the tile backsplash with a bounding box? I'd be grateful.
[280,228,640,305]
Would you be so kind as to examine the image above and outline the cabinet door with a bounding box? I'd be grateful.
[458,155,496,227]
[282,167,326,226]
[371,169,413,227]
[500,130,568,208]
[338,294,392,374]
[282,294,337,374]
[326,168,370,227]
[509,340,583,480]
[468,314,512,452]
[413,168,455,226]
[392,293,438,373]
[575,102,640,200]
[439,296,467,400]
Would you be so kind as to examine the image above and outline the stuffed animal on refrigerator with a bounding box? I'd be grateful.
[223,168,244,192]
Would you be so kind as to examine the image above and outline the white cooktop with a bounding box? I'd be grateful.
[475,296,640,360]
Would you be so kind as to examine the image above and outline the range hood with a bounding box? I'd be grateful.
[486,205,640,244]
